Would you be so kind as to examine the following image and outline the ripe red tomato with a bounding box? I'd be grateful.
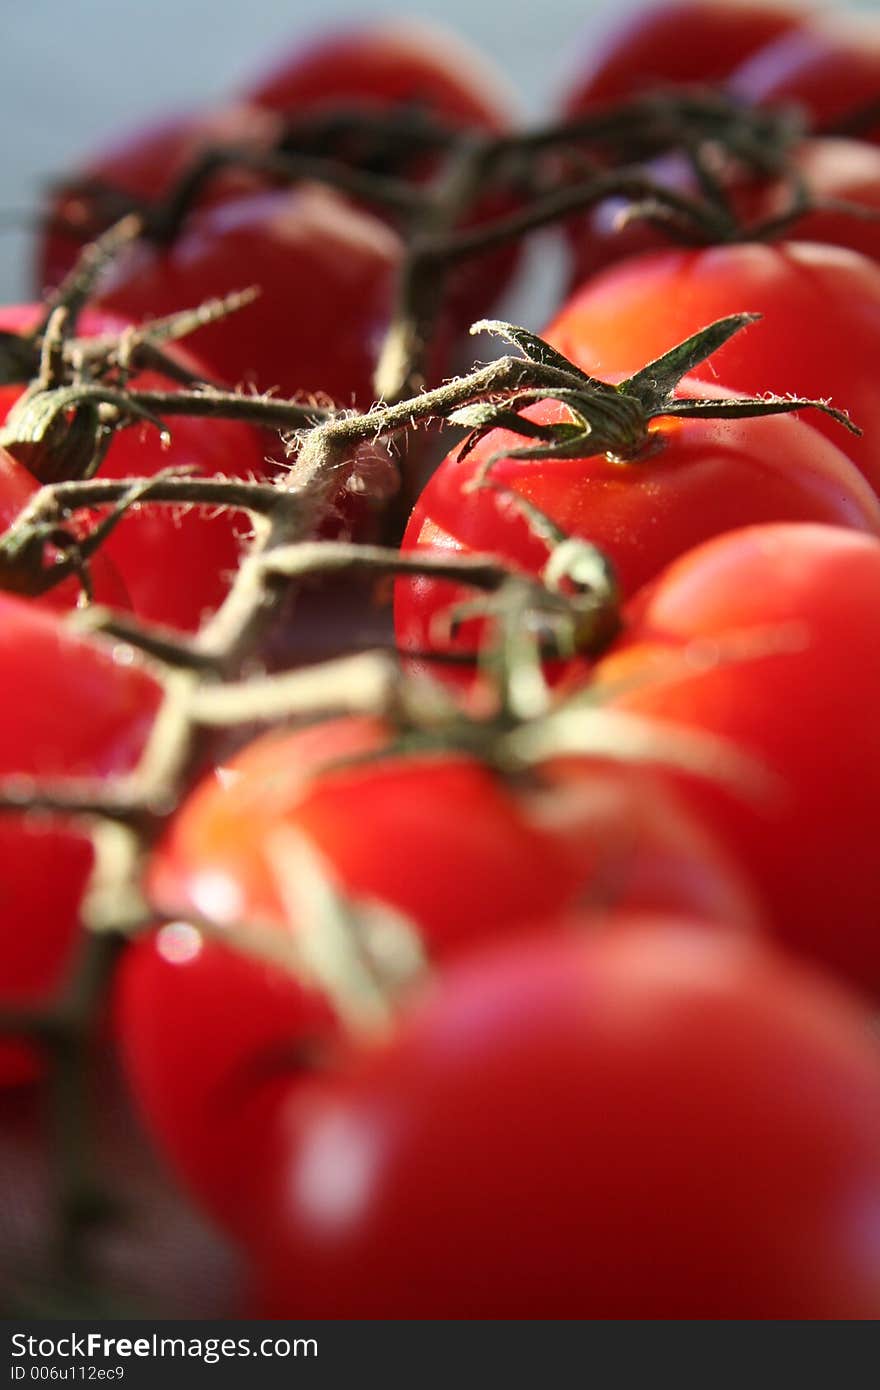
[241,18,514,130]
[37,104,281,295]
[91,187,405,404]
[251,921,880,1318]
[395,380,880,676]
[546,242,880,491]
[592,522,880,998]
[38,22,518,325]
[0,444,130,612]
[567,137,880,290]
[738,138,880,264]
[0,595,160,1084]
[0,304,272,630]
[151,716,759,944]
[559,0,807,114]
[730,11,880,145]
[117,714,760,1229]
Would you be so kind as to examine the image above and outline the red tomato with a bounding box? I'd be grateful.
[252,922,880,1318]
[38,22,518,325]
[0,444,129,611]
[118,715,760,1229]
[0,304,271,631]
[115,921,338,1235]
[730,11,880,145]
[592,523,880,997]
[741,138,880,262]
[241,19,514,129]
[0,595,160,1083]
[151,716,759,943]
[546,242,880,491]
[567,138,880,291]
[559,0,807,114]
[91,187,405,404]
[37,104,280,295]
[395,380,880,677]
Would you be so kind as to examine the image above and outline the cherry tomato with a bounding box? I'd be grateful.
[117,714,759,1229]
[0,304,271,631]
[395,380,880,677]
[740,138,880,262]
[730,11,880,145]
[0,595,160,1083]
[38,22,518,326]
[546,241,880,491]
[592,522,880,997]
[241,19,522,332]
[559,1,807,114]
[91,187,405,404]
[241,19,514,129]
[37,104,280,295]
[252,921,880,1318]
[115,920,338,1235]
[567,138,880,291]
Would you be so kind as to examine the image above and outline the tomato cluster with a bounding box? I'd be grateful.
[3,1,880,1322]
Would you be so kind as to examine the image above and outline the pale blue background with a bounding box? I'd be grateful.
[0,1,872,306]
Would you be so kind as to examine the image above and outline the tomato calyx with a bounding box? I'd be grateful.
[450,315,859,475]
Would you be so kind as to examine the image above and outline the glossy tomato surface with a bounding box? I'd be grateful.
[547,242,880,491]
[592,522,880,997]
[395,380,880,673]
[119,715,760,1228]
[253,922,880,1317]
[559,0,807,113]
[0,304,271,631]
[92,188,403,405]
[730,11,880,144]
[0,596,160,1083]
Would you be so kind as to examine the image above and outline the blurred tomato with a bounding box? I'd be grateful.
[0,596,160,1083]
[117,713,760,1228]
[730,11,880,144]
[593,522,880,996]
[253,921,880,1317]
[559,0,807,114]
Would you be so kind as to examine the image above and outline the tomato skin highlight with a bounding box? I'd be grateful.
[251,922,880,1318]
[546,242,880,491]
[395,380,880,679]
[0,596,160,1083]
[119,716,760,1228]
[593,522,880,998]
